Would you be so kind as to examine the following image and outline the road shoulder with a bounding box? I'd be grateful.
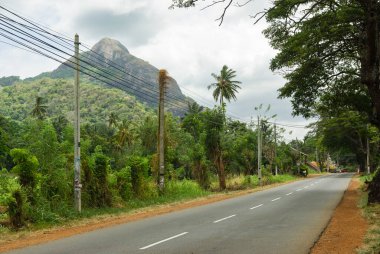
[310,176,368,254]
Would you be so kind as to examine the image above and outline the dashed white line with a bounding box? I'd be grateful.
[296,188,303,191]
[271,197,281,202]
[213,214,236,223]
[250,204,263,210]
[286,192,293,196]
[139,232,188,250]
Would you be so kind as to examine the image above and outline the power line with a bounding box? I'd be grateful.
[0,4,317,130]
[0,6,188,106]
[0,21,189,112]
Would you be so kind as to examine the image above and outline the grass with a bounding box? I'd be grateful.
[357,203,380,254]
[357,174,380,254]
[0,174,300,238]
[210,174,297,191]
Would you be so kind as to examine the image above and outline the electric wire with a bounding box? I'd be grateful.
[0,6,188,104]
[0,20,189,111]
[0,4,316,131]
[0,29,188,112]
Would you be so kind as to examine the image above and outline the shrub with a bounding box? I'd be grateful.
[125,156,149,197]
[116,166,133,201]
[86,146,112,207]
[7,189,26,229]
[10,148,39,190]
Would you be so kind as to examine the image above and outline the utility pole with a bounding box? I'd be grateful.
[74,34,81,212]
[315,148,320,172]
[274,123,278,175]
[158,70,167,192]
[257,116,262,186]
[366,124,370,174]
[296,138,300,175]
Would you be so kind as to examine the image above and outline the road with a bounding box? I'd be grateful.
[5,173,353,254]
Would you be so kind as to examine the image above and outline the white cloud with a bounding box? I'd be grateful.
[0,0,314,139]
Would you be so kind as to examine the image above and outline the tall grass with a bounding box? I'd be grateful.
[210,174,297,191]
[123,180,210,209]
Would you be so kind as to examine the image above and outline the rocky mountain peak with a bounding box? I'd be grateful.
[91,37,130,60]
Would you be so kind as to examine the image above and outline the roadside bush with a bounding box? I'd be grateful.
[7,189,26,229]
[87,146,112,207]
[125,156,149,197]
[116,166,133,201]
[10,148,38,191]
[164,180,206,199]
[243,175,259,188]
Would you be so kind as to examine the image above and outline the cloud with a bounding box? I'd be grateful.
[0,0,314,139]
[73,8,160,47]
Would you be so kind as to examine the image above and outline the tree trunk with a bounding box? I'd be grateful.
[358,0,380,203]
[215,152,226,190]
[359,0,380,126]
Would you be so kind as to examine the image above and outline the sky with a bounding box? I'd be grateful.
[0,0,314,140]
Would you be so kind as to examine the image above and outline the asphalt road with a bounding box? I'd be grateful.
[5,173,353,254]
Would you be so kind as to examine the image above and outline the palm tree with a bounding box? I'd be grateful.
[108,112,119,128]
[115,119,133,151]
[31,96,48,120]
[186,102,204,116]
[208,65,241,107]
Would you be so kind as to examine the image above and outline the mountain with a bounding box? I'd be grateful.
[34,38,190,116]
[0,77,154,124]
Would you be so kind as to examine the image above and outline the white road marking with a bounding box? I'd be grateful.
[271,197,281,202]
[250,204,263,210]
[213,214,236,223]
[139,232,188,250]
[296,188,303,191]
[304,186,309,189]
[286,192,293,196]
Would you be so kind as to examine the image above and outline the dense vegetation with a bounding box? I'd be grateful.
[170,0,380,202]
[0,76,318,230]
[1,66,379,232]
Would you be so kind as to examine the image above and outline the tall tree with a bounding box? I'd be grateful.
[182,102,204,141]
[263,0,380,202]
[208,65,241,107]
[204,107,226,190]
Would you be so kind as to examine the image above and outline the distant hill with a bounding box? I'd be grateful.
[30,38,190,116]
[0,76,21,86]
[0,77,155,124]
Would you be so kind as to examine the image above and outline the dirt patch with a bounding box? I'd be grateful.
[310,176,368,254]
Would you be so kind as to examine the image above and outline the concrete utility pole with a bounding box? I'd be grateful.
[257,117,262,186]
[296,139,300,174]
[74,34,81,212]
[158,70,167,192]
[274,123,278,175]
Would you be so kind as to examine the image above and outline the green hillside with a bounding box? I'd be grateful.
[0,77,155,124]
